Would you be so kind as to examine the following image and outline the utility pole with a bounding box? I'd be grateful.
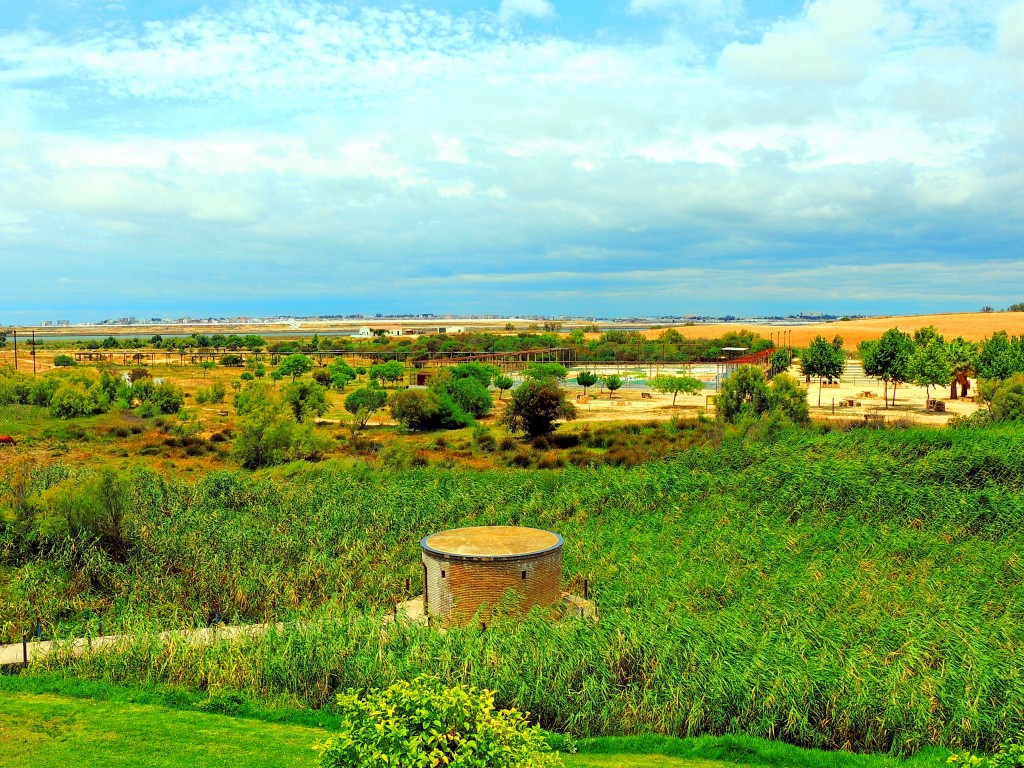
[32,329,36,376]
[12,330,17,370]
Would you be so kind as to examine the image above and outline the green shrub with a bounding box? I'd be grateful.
[391,388,472,431]
[149,382,185,414]
[53,354,76,367]
[316,675,561,768]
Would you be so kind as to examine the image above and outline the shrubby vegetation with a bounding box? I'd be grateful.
[3,423,1024,754]
[316,675,560,768]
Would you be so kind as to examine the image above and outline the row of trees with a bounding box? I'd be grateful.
[857,328,1024,410]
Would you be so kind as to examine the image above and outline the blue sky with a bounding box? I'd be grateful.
[1,0,1022,323]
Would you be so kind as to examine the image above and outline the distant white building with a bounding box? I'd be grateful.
[357,325,406,337]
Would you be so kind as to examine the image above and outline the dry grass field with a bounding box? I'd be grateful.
[637,311,1024,350]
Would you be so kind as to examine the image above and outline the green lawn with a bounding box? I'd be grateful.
[0,689,950,768]
[0,691,324,767]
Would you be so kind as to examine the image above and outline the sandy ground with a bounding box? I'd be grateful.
[634,312,1024,351]
[563,366,978,426]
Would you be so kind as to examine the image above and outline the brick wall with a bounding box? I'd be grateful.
[422,548,562,624]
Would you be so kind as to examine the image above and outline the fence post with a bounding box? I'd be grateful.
[22,633,28,666]
[583,578,589,600]
[98,610,103,637]
[34,616,41,639]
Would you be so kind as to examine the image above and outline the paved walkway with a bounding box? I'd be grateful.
[0,622,285,667]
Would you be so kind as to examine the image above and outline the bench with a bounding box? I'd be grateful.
[641,392,652,399]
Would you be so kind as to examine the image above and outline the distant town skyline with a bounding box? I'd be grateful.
[2,0,1023,322]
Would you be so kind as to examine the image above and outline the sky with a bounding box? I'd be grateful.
[1,0,1023,323]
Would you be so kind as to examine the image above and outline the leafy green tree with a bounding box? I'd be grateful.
[232,384,332,467]
[977,331,1016,380]
[315,675,560,768]
[910,336,952,410]
[493,374,514,400]
[150,381,185,414]
[767,373,810,425]
[328,359,358,390]
[52,354,75,367]
[390,388,472,431]
[800,335,846,406]
[368,360,405,387]
[864,329,914,408]
[568,329,586,345]
[449,362,500,387]
[575,371,599,395]
[278,353,313,381]
[716,365,771,423]
[282,380,329,422]
[199,361,216,377]
[444,376,493,418]
[344,386,389,431]
[243,334,265,352]
[769,348,790,374]
[604,374,623,397]
[649,374,703,405]
[523,362,568,381]
[500,379,576,438]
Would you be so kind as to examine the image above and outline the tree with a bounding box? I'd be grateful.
[867,329,913,408]
[767,373,810,425]
[716,366,809,425]
[769,348,790,374]
[328,359,358,390]
[500,379,576,438]
[199,361,216,377]
[575,371,599,396]
[243,334,265,352]
[977,331,1016,380]
[716,365,771,423]
[444,376,493,418]
[448,362,500,387]
[232,385,331,468]
[649,374,703,405]
[946,337,977,399]
[910,337,952,410]
[493,374,514,400]
[278,353,313,381]
[344,386,388,431]
[368,360,405,387]
[604,374,623,398]
[523,362,568,381]
[800,335,846,407]
[390,389,472,431]
[53,354,75,367]
[282,380,329,422]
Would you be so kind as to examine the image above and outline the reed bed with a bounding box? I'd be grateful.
[3,423,1024,754]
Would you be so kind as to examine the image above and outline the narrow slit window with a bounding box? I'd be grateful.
[441,570,446,578]
[521,570,527,580]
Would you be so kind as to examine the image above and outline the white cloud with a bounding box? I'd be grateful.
[498,0,556,24]
[719,0,893,84]
[998,1,1024,56]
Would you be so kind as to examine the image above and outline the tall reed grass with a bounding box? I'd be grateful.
[4,422,1024,754]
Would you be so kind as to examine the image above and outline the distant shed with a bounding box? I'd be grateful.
[420,526,563,623]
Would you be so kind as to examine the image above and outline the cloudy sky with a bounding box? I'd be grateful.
[1,0,1022,322]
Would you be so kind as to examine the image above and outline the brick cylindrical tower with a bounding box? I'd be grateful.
[421,526,563,623]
